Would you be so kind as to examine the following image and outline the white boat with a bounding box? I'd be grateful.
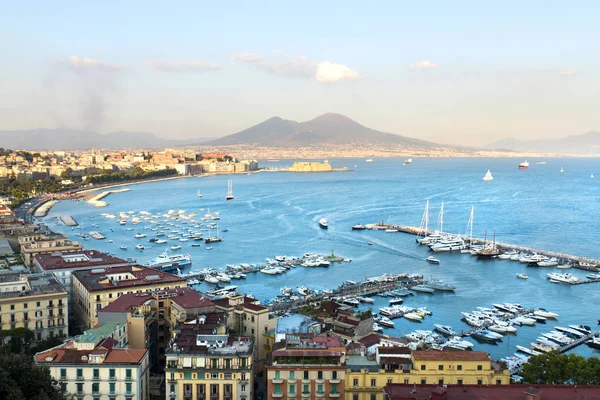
[389,297,404,305]
[411,285,435,293]
[366,159,373,163]
[217,273,231,283]
[226,180,234,200]
[512,316,536,326]
[351,224,366,230]
[197,189,202,198]
[119,245,127,250]
[546,272,579,284]
[134,233,147,238]
[145,251,191,272]
[592,174,595,179]
[403,312,423,322]
[569,325,591,334]
[378,316,394,328]
[404,158,413,164]
[342,298,360,307]
[488,324,517,334]
[516,273,528,279]
[483,170,493,181]
[518,161,530,169]
[319,218,328,229]
[135,244,144,251]
[433,324,456,336]
[204,275,219,284]
[426,256,440,264]
[533,308,559,319]
[560,167,564,173]
[516,345,541,356]
[429,236,466,252]
[170,245,182,251]
[155,239,167,244]
[587,273,600,279]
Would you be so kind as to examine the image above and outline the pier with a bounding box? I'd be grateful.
[364,223,600,273]
[87,188,131,207]
[59,215,78,226]
[559,332,598,353]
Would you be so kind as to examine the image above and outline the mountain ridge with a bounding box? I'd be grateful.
[485,131,600,155]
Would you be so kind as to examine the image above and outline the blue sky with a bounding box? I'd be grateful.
[1,1,598,145]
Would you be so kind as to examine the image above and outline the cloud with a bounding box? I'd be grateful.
[148,59,222,73]
[559,68,577,76]
[232,51,360,83]
[56,56,123,70]
[410,60,437,69]
[316,61,361,82]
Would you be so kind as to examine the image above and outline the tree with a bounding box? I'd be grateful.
[0,351,66,400]
[521,352,600,385]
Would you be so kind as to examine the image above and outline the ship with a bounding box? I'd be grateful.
[319,218,328,229]
[226,180,234,200]
[483,170,493,181]
[518,161,530,169]
[404,158,413,164]
[145,251,192,272]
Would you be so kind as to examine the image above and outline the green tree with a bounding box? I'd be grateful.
[521,352,600,385]
[0,351,66,400]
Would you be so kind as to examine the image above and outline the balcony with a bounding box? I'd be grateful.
[330,393,341,398]
[301,392,311,398]
[272,379,283,384]
[315,379,325,384]
[329,379,341,384]
[47,304,54,309]
[75,375,84,381]
[302,379,311,384]
[316,392,325,398]
[92,376,100,381]
[272,393,284,398]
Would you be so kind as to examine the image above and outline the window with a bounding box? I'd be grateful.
[109,382,116,394]
[37,301,41,307]
[332,371,337,380]
[60,368,66,379]
[317,384,323,394]
[421,379,426,385]
[477,379,483,385]
[211,384,218,395]
[92,382,99,394]
[289,384,295,394]
[126,369,132,379]
[10,304,14,310]
[76,383,83,394]
[477,365,482,371]
[225,359,230,369]
[438,365,443,371]
[370,395,376,400]
[317,371,323,380]
[404,379,409,384]
[275,371,280,379]
[60,382,67,392]
[331,383,338,394]
[76,368,83,380]
[23,303,28,309]
[274,384,281,394]
[96,295,100,301]
[457,365,462,371]
[457,379,463,385]
[496,380,502,385]
[353,378,358,387]
[353,395,359,400]
[303,384,309,394]
[109,369,116,379]
[420,364,426,371]
[125,382,132,394]
[438,379,444,385]
[304,371,309,380]
[251,316,255,322]
[289,371,295,380]
[387,378,392,384]
[93,368,99,379]
[370,378,376,387]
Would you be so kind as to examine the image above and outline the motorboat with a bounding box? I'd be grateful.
[404,158,413,164]
[516,345,541,356]
[488,324,517,334]
[134,233,147,238]
[155,239,167,244]
[135,244,144,251]
[429,236,466,252]
[378,317,395,328]
[426,256,440,264]
[546,272,579,284]
[471,329,503,342]
[216,273,231,283]
[389,297,404,305]
[587,338,600,349]
[145,251,192,272]
[433,324,456,337]
[351,224,366,230]
[512,316,536,326]
[423,279,455,291]
[483,170,493,181]
[569,325,591,334]
[342,298,360,307]
[555,326,585,338]
[385,228,399,233]
[410,285,435,293]
[403,312,423,322]
[373,323,384,333]
[119,245,127,250]
[296,286,309,296]
[533,308,559,319]
[443,337,474,351]
[518,161,530,169]
[537,258,558,267]
[319,218,328,229]
[204,275,219,284]
[516,273,528,279]
[170,245,182,251]
[587,273,600,279]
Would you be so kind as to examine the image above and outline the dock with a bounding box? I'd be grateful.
[364,223,600,273]
[59,215,78,226]
[88,231,106,240]
[87,188,131,207]
[559,332,598,353]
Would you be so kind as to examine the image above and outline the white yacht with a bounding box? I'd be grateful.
[145,251,191,272]
[546,272,579,284]
[135,244,144,251]
[170,245,182,251]
[204,275,219,284]
[429,236,466,252]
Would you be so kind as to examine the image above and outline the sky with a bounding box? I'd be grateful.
[1,1,599,146]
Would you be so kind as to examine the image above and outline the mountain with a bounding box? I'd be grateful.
[0,129,199,150]
[486,131,600,155]
[205,113,441,148]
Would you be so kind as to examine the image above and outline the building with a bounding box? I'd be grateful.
[267,335,346,400]
[33,250,130,304]
[0,272,68,340]
[18,232,83,266]
[213,295,278,372]
[72,265,186,329]
[35,334,150,400]
[165,312,254,400]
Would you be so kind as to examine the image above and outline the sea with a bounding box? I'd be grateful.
[42,157,600,360]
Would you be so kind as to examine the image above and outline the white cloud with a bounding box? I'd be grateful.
[233,51,360,83]
[57,56,123,70]
[410,60,437,69]
[559,68,577,76]
[316,61,361,82]
[149,59,221,73]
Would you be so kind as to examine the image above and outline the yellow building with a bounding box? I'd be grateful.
[165,313,254,400]
[72,265,186,329]
[345,350,510,400]
[0,272,68,341]
[18,233,83,266]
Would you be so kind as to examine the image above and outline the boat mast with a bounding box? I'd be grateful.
[424,200,429,234]
[467,206,474,246]
[439,202,444,234]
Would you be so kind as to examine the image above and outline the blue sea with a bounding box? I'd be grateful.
[43,157,600,360]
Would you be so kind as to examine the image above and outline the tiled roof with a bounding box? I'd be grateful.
[35,250,128,271]
[99,292,154,313]
[73,264,185,292]
[378,346,411,355]
[411,350,490,362]
[359,333,381,347]
[170,288,214,309]
[273,350,343,358]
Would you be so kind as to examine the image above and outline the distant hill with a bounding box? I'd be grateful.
[486,131,600,155]
[205,113,442,148]
[0,129,200,150]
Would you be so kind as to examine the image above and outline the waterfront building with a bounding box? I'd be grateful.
[267,335,346,400]
[35,333,150,400]
[165,312,254,400]
[33,250,129,304]
[72,265,186,329]
[213,295,278,372]
[18,232,83,266]
[0,272,68,340]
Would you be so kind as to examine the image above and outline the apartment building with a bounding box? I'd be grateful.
[0,272,68,340]
[72,265,186,329]
[35,335,149,400]
[165,312,254,400]
[267,335,346,400]
[19,233,83,266]
[213,295,278,372]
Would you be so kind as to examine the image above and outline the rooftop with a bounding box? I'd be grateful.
[411,350,490,362]
[36,346,147,366]
[35,250,128,271]
[72,264,185,292]
[0,273,66,300]
[99,292,155,313]
[170,287,215,310]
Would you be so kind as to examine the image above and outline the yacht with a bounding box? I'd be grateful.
[443,337,474,351]
[155,239,167,244]
[546,272,579,284]
[518,161,530,169]
[319,218,328,229]
[366,159,373,163]
[472,329,503,342]
[433,324,456,337]
[403,312,423,322]
[560,167,564,173]
[410,285,435,293]
[429,236,466,252]
[389,297,404,305]
[226,180,234,200]
[423,279,455,291]
[204,275,219,284]
[516,345,541,356]
[537,258,558,267]
[587,273,600,279]
[483,170,493,181]
[216,273,231,283]
[418,232,443,245]
[145,251,191,272]
[586,338,600,349]
[569,325,591,334]
[488,324,517,334]
[533,308,559,319]
[342,298,360,307]
[351,224,366,230]
[119,245,127,250]
[516,273,528,279]
[404,158,413,164]
[170,245,182,251]
[135,244,144,251]
[426,256,440,264]
[555,326,585,338]
[197,189,202,198]
[134,233,147,238]
[378,317,394,328]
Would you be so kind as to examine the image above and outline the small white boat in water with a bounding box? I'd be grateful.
[517,273,528,279]
[483,170,493,181]
[119,245,127,250]
[426,256,440,264]
[560,167,564,173]
[204,275,219,284]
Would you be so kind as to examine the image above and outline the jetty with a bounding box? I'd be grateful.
[363,223,600,272]
[88,231,106,240]
[558,331,598,353]
[87,188,131,207]
[59,215,78,226]
[33,200,60,218]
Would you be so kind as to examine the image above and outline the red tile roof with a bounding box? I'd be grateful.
[378,346,411,355]
[73,264,185,292]
[35,250,128,271]
[35,347,147,365]
[99,292,154,313]
[170,288,214,309]
[411,350,490,362]
[105,349,147,363]
[359,333,380,347]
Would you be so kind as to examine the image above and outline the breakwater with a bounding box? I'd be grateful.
[87,188,131,207]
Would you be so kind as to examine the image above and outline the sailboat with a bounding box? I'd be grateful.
[226,180,234,200]
[416,200,429,243]
[560,167,564,173]
[197,189,202,198]
[483,170,493,181]
[204,224,222,243]
[592,173,595,179]
[461,206,474,253]
[417,202,443,245]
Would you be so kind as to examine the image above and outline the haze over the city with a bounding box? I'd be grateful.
[1,1,598,147]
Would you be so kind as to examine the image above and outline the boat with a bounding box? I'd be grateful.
[134,233,147,238]
[197,189,202,198]
[170,245,182,251]
[351,224,366,230]
[518,161,530,169]
[560,167,564,173]
[426,256,440,264]
[155,239,167,244]
[403,312,423,322]
[145,251,192,272]
[517,273,528,279]
[385,228,399,233]
[557,264,572,269]
[433,324,456,336]
[483,170,493,181]
[536,161,547,165]
[533,308,559,319]
[443,337,474,351]
[415,200,430,243]
[342,298,360,307]
[488,324,517,334]
[555,326,585,338]
[216,273,231,283]
[516,345,541,356]
[404,158,413,164]
[546,272,579,284]
[204,225,222,243]
[586,338,600,349]
[592,174,595,179]
[226,180,234,200]
[206,247,213,250]
[378,317,395,328]
[119,245,127,250]
[135,244,144,251]
[367,242,373,246]
[429,236,466,252]
[410,285,435,293]
[423,279,455,291]
[366,159,373,163]
[204,275,219,284]
[389,297,404,305]
[471,329,503,342]
[319,218,328,229]
[587,273,600,279]
[569,325,591,334]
